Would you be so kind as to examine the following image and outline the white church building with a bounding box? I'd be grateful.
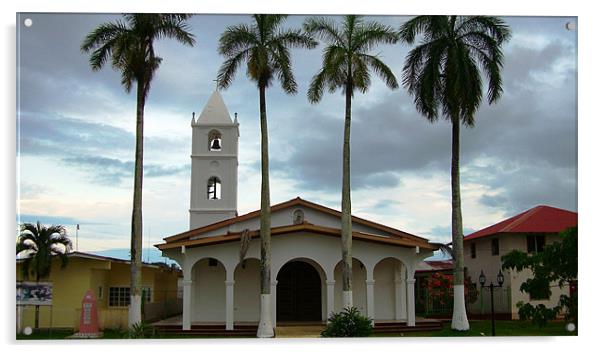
[155,90,437,331]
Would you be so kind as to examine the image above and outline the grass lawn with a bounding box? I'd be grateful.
[17,320,576,340]
[375,320,577,337]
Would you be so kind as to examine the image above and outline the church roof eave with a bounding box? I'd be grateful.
[162,197,430,245]
[155,223,438,251]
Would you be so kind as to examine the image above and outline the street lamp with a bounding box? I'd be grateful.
[479,269,505,336]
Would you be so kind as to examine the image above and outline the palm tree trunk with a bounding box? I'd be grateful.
[257,84,274,338]
[129,79,145,328]
[450,118,469,331]
[341,79,353,309]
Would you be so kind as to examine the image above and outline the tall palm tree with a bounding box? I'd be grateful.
[400,15,510,330]
[16,222,72,329]
[81,14,195,327]
[304,15,398,309]
[217,14,316,338]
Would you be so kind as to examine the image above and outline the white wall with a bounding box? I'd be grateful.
[175,231,430,324]
[233,258,261,322]
[334,259,367,316]
[374,258,397,320]
[191,258,226,323]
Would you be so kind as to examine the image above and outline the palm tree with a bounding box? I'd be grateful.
[303,15,398,309]
[16,222,72,329]
[399,15,510,330]
[217,14,316,338]
[81,14,195,328]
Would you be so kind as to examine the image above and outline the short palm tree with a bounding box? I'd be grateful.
[16,222,72,329]
[81,14,195,328]
[399,15,510,330]
[217,14,316,337]
[304,15,398,309]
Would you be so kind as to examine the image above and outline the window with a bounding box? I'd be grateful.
[109,287,151,307]
[109,287,130,307]
[207,177,222,200]
[98,286,103,299]
[529,285,551,300]
[470,243,476,258]
[527,235,546,253]
[208,258,218,267]
[208,130,222,151]
[491,238,499,256]
[292,209,305,225]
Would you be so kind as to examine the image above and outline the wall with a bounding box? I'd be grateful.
[234,259,261,322]
[17,257,108,329]
[17,256,181,331]
[179,231,427,324]
[464,233,570,318]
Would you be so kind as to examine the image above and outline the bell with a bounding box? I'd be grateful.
[210,139,221,150]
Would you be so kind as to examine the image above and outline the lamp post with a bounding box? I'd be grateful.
[479,269,505,336]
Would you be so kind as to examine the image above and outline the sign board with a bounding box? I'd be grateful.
[16,282,52,306]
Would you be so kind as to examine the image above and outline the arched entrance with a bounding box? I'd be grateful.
[277,261,322,321]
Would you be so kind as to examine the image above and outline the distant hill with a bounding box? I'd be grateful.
[89,248,176,266]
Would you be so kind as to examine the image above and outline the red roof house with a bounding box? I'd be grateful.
[464,205,577,241]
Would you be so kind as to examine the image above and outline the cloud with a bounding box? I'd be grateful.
[269,19,577,220]
[61,156,189,185]
[18,214,80,226]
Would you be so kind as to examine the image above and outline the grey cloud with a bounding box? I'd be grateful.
[62,156,189,185]
[468,161,577,216]
[269,21,576,222]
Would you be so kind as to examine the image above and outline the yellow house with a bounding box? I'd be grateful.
[16,251,182,331]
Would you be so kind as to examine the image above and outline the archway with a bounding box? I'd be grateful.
[277,261,322,321]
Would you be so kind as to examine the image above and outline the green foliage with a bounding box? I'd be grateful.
[125,321,155,339]
[217,15,317,92]
[81,14,195,96]
[16,222,72,281]
[321,307,373,337]
[399,16,511,125]
[516,301,560,327]
[502,227,578,327]
[303,15,399,103]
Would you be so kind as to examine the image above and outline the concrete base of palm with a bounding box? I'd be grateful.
[257,294,274,338]
[451,284,470,331]
[128,295,142,328]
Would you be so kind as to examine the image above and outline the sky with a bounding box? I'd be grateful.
[15,13,577,260]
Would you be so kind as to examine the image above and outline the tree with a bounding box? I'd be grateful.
[81,14,195,328]
[502,227,577,327]
[216,14,316,337]
[399,16,510,330]
[304,15,398,309]
[16,222,72,329]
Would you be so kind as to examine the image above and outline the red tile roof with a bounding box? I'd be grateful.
[416,260,454,273]
[464,205,577,241]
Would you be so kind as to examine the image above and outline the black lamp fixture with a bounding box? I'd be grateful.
[479,269,505,336]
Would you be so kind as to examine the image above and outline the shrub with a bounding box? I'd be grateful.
[125,322,154,339]
[321,307,373,337]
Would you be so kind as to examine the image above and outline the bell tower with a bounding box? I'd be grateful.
[189,90,239,229]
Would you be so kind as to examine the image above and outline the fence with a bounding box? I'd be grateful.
[416,285,510,319]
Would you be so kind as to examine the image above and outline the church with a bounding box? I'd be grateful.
[155,90,437,333]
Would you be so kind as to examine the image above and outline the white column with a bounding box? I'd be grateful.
[365,279,375,326]
[394,279,404,321]
[406,278,416,326]
[182,279,193,330]
[326,280,335,320]
[225,280,235,330]
[271,280,277,328]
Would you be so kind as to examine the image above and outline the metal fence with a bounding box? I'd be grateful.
[416,285,510,318]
